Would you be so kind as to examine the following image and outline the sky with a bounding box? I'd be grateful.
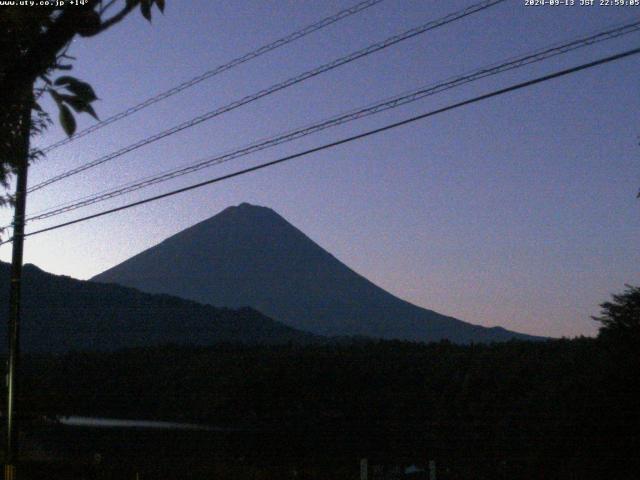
[1,0,638,338]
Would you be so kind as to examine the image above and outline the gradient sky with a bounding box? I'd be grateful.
[1,0,638,338]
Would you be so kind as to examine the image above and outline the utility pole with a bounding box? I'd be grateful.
[4,90,32,480]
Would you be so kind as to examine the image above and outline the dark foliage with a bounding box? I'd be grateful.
[9,337,640,479]
[593,284,640,344]
[0,1,165,206]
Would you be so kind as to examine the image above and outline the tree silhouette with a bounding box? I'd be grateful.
[0,0,165,206]
[592,284,640,343]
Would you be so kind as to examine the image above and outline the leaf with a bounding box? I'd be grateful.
[68,82,98,103]
[54,76,98,103]
[49,89,62,105]
[53,75,79,86]
[59,104,76,137]
[82,103,99,120]
[58,94,99,120]
[140,0,152,21]
[32,101,44,113]
[155,0,165,13]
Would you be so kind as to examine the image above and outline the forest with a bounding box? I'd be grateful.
[7,331,638,479]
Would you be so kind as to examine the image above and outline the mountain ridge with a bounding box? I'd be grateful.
[0,261,319,352]
[93,203,544,343]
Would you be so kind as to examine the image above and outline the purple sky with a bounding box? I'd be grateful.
[1,0,638,338]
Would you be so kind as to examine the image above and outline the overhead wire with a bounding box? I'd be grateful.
[2,45,636,245]
[22,19,640,223]
[28,0,507,193]
[38,0,388,154]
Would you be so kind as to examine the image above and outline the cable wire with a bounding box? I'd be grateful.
[28,0,507,193]
[23,19,640,223]
[38,0,388,154]
[3,45,636,244]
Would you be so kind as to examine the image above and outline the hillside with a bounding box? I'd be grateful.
[0,261,317,352]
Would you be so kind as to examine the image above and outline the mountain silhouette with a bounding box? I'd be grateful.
[0,261,317,352]
[93,203,543,343]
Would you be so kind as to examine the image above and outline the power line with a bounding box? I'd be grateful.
[22,19,640,223]
[3,45,637,245]
[38,0,387,154]
[28,0,506,193]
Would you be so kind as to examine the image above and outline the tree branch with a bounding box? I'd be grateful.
[99,0,119,15]
[88,1,137,36]
[2,1,139,91]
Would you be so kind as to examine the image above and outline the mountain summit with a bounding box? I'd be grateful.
[93,203,540,343]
